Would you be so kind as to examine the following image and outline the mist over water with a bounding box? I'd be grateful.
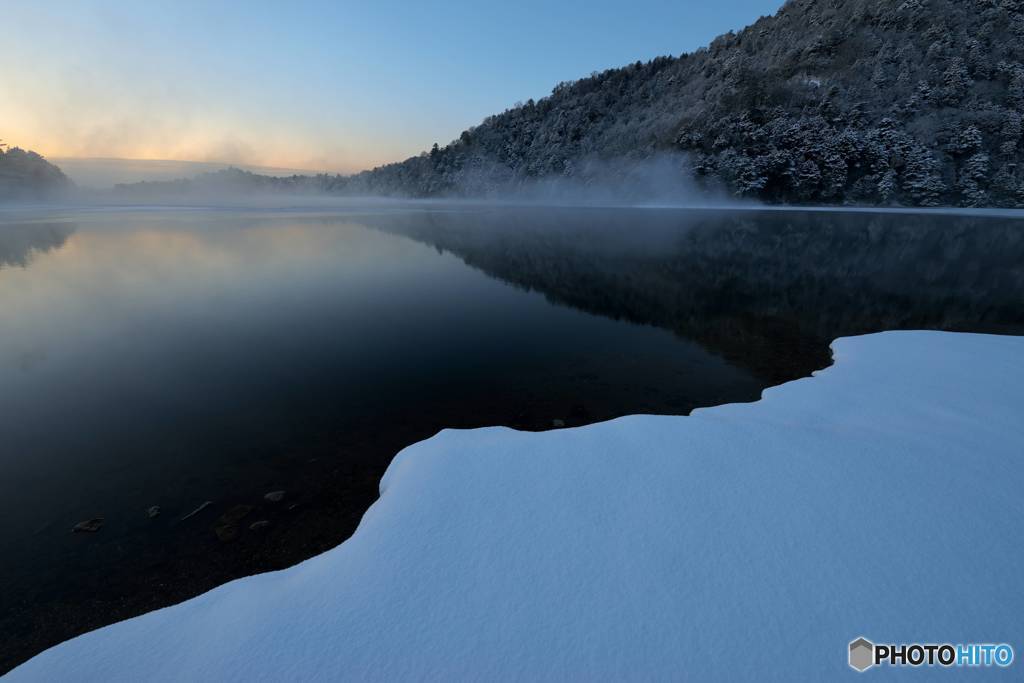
[417,152,720,204]
[27,151,1024,215]
[35,152,728,209]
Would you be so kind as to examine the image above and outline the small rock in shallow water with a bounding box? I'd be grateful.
[552,419,565,428]
[219,505,254,524]
[213,505,253,542]
[264,490,285,503]
[72,518,104,533]
[146,506,161,519]
[249,520,270,531]
[181,501,213,521]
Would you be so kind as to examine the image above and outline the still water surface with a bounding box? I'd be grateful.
[1,204,1023,668]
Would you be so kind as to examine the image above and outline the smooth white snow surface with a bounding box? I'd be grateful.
[9,331,1024,681]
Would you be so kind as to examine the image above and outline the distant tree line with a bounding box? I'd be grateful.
[0,141,71,200]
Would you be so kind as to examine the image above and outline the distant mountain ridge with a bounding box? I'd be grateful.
[53,158,322,189]
[336,0,1024,207]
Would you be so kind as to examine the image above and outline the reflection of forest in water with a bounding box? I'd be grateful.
[0,222,75,269]
[363,208,1024,383]
[4,209,1023,384]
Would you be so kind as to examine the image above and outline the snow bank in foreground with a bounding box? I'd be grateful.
[9,332,1024,681]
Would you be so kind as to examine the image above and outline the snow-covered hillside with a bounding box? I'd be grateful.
[9,331,1023,681]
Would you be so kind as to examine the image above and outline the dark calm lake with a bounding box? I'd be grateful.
[2,204,1023,671]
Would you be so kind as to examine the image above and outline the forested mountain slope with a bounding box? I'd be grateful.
[338,0,1024,207]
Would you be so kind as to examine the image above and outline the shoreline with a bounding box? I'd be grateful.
[0,352,801,674]
[5,200,1024,220]
[11,331,1022,679]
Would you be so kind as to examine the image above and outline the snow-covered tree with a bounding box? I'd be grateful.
[904,148,946,206]
[959,153,991,206]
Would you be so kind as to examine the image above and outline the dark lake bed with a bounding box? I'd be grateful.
[2,204,1024,672]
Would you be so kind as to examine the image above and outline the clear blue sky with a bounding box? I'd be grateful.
[2,1,783,172]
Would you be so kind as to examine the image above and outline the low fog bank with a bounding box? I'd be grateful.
[7,151,1024,216]
[447,153,721,204]
[79,153,740,209]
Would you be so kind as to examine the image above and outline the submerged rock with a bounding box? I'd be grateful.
[264,491,285,503]
[180,501,213,521]
[219,505,253,524]
[72,518,104,533]
[214,505,254,542]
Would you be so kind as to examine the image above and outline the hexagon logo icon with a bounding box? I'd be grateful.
[849,637,875,672]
